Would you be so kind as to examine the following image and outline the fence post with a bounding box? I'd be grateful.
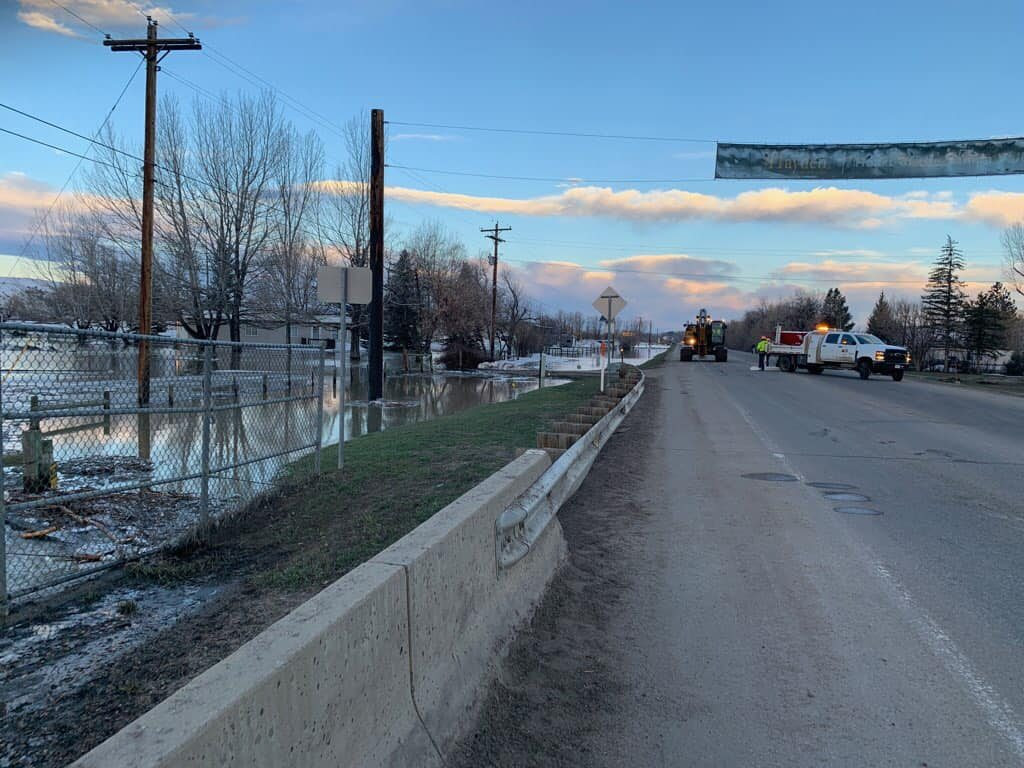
[315,344,325,476]
[200,342,212,532]
[103,390,111,435]
[1,359,7,627]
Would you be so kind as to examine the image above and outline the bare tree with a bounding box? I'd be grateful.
[404,220,465,354]
[31,202,136,330]
[499,272,531,357]
[154,96,230,338]
[262,124,325,346]
[1002,223,1024,300]
[319,114,371,360]
[193,91,285,363]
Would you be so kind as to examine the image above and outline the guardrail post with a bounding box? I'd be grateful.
[315,344,325,476]
[102,390,111,435]
[1,365,7,627]
[200,342,212,532]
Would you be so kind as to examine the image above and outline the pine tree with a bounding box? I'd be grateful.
[821,288,854,331]
[384,250,422,352]
[921,235,967,372]
[866,291,896,341]
[964,282,1017,368]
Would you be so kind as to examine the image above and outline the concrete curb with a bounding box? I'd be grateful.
[72,375,643,768]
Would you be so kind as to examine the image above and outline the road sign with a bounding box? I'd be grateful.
[316,266,373,304]
[593,286,626,321]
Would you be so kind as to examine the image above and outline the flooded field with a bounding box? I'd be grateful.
[2,334,566,599]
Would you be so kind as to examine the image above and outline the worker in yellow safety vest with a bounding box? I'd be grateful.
[756,336,769,371]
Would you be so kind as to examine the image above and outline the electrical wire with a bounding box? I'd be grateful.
[386,163,716,185]
[499,256,996,286]
[386,120,717,145]
[47,0,108,36]
[5,58,144,277]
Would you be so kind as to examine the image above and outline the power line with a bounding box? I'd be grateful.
[0,127,129,173]
[1,121,321,254]
[0,102,141,163]
[386,120,718,145]
[5,60,144,276]
[499,256,997,286]
[386,163,716,185]
[47,0,108,36]
[505,235,1006,259]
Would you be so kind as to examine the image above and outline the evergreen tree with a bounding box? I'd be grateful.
[384,250,422,351]
[821,288,854,331]
[866,291,896,341]
[921,235,967,372]
[964,282,1017,368]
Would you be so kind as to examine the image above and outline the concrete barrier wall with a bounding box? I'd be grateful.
[73,561,434,768]
[73,449,557,768]
[372,448,560,752]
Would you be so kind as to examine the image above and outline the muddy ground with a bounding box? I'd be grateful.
[1,378,599,768]
[450,370,662,767]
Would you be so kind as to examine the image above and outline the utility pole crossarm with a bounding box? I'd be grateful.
[482,222,512,362]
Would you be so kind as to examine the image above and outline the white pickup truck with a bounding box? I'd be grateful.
[768,327,911,381]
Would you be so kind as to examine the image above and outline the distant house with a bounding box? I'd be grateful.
[174,315,344,348]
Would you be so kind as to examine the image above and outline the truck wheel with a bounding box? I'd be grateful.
[716,349,728,362]
[780,355,794,372]
[892,370,904,381]
[857,360,872,380]
[807,364,823,375]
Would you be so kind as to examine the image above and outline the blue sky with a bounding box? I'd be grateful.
[2,0,1023,327]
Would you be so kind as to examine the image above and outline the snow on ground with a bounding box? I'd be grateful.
[480,345,669,373]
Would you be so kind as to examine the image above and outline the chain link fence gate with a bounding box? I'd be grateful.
[0,322,328,619]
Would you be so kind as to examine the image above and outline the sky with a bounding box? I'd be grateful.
[2,0,1024,329]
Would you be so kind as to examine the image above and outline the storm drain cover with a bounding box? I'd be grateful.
[807,482,856,490]
[835,506,883,516]
[742,472,799,482]
[824,492,871,502]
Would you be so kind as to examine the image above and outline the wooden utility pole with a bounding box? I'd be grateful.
[481,222,511,361]
[368,109,385,401]
[105,19,200,459]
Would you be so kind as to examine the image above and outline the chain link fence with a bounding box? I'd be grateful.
[1,322,327,613]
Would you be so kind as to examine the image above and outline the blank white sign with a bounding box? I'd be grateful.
[316,266,373,305]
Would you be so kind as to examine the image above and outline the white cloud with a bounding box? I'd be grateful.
[16,1,204,36]
[17,10,82,37]
[963,191,1024,227]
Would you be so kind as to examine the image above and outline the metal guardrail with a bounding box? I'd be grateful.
[1,322,328,615]
[496,369,645,569]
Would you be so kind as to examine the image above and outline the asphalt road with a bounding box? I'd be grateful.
[457,351,1024,767]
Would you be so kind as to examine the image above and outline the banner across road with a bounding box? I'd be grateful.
[715,138,1024,180]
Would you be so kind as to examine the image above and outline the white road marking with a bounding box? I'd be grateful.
[722,366,1024,760]
[873,561,1024,761]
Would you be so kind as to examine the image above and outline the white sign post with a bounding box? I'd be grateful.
[317,265,372,469]
[593,286,626,393]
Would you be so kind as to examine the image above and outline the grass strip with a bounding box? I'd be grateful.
[132,377,600,592]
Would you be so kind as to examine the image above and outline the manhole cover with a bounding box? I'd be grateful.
[835,506,882,516]
[807,482,856,490]
[824,492,871,502]
[742,472,799,482]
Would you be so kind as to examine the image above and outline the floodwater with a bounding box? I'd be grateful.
[2,338,566,597]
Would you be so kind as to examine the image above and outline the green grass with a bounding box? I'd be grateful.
[639,345,673,369]
[133,377,600,593]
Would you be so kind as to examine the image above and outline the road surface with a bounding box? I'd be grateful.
[454,351,1024,767]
